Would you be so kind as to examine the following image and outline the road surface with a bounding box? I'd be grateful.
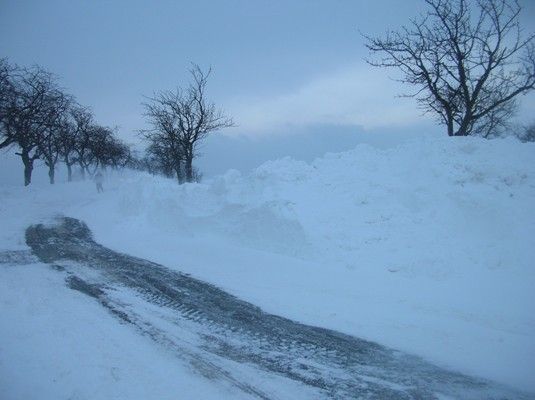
[6,216,528,399]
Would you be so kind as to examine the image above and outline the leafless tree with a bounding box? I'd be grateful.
[519,121,535,142]
[0,61,68,185]
[365,0,535,137]
[1,60,129,184]
[56,112,78,182]
[141,64,234,183]
[37,91,72,184]
[107,137,131,169]
[478,98,516,138]
[0,59,13,119]
[69,106,130,177]
[145,141,177,179]
[88,125,130,170]
[71,105,95,179]
[0,59,13,148]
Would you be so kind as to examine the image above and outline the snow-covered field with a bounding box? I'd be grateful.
[1,134,534,398]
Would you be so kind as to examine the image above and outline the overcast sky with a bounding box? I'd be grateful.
[1,0,534,177]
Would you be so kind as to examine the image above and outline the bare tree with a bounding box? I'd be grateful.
[89,125,130,170]
[478,98,516,138]
[0,59,14,127]
[37,91,72,184]
[0,59,13,149]
[145,141,177,179]
[71,106,95,179]
[56,113,78,182]
[0,61,67,185]
[519,121,535,142]
[105,137,131,169]
[142,64,234,183]
[365,0,535,137]
[69,106,130,177]
[1,60,128,184]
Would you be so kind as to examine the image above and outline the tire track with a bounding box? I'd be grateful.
[24,217,533,400]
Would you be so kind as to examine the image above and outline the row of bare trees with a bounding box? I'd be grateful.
[1,60,230,186]
[0,59,130,186]
[5,0,532,188]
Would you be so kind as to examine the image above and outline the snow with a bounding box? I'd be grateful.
[1,134,534,397]
[0,264,253,400]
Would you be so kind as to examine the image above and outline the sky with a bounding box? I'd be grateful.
[1,0,535,177]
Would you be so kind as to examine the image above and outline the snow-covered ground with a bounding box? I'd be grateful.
[1,134,534,398]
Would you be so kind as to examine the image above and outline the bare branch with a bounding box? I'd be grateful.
[364,0,535,137]
[140,64,234,183]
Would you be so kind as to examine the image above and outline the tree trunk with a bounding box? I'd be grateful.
[174,160,184,184]
[48,165,55,184]
[456,112,473,137]
[185,156,193,183]
[447,119,454,137]
[79,164,86,180]
[66,163,73,182]
[21,151,34,186]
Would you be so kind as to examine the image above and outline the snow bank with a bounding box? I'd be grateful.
[94,136,534,278]
[1,134,534,396]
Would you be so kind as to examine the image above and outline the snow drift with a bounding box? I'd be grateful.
[1,134,534,397]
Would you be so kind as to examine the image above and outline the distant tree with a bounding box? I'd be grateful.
[478,99,516,138]
[87,125,112,174]
[106,137,131,169]
[0,61,68,185]
[56,112,78,182]
[0,59,13,123]
[124,149,149,173]
[1,60,128,184]
[141,64,234,183]
[0,59,13,148]
[190,166,203,183]
[365,0,535,137]
[145,140,179,179]
[69,106,130,177]
[135,154,160,176]
[37,92,72,184]
[71,106,95,179]
[88,125,130,170]
[519,122,535,142]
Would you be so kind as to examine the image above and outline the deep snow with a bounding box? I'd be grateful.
[1,134,534,398]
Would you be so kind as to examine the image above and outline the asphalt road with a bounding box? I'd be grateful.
[16,217,531,399]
